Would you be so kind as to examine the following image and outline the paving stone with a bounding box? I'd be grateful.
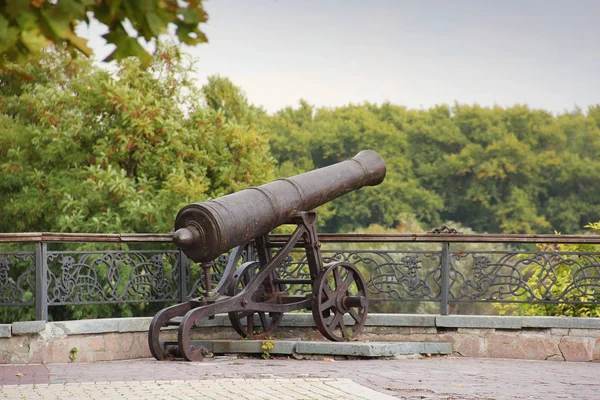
[11,321,46,335]
[295,341,427,357]
[193,339,297,355]
[0,324,11,338]
[2,357,599,400]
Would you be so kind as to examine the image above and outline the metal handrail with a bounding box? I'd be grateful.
[1,232,600,244]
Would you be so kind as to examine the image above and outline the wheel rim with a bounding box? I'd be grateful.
[227,261,283,339]
[311,261,368,341]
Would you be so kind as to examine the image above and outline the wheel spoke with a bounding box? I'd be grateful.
[258,312,269,329]
[328,311,343,330]
[339,273,355,294]
[237,310,254,319]
[246,313,254,333]
[227,261,283,339]
[311,262,368,342]
[338,316,346,333]
[333,266,341,289]
[349,307,361,322]
[320,296,335,311]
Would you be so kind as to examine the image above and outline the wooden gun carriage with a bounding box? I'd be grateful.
[148,150,386,361]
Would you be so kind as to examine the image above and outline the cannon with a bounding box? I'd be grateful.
[148,150,386,361]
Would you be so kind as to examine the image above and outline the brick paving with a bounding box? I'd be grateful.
[1,356,599,399]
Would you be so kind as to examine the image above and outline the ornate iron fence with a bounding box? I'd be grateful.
[1,230,600,321]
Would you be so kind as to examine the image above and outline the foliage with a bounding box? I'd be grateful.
[201,75,265,126]
[0,0,208,67]
[496,224,600,317]
[0,47,274,322]
[261,101,600,234]
[0,47,275,234]
[261,339,274,359]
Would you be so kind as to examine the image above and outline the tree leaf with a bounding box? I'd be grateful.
[20,28,50,54]
[103,28,151,67]
[0,15,19,54]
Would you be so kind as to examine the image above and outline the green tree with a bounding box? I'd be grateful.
[260,101,444,232]
[0,47,275,234]
[0,0,208,67]
[201,75,265,126]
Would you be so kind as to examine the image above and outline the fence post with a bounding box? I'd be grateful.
[35,242,48,321]
[179,250,188,302]
[440,242,450,315]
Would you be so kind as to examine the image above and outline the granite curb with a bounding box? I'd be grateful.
[5,314,600,337]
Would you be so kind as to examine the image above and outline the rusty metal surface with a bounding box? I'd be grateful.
[2,232,600,246]
[172,150,386,263]
[149,212,332,361]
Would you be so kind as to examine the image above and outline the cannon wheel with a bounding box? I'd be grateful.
[226,261,284,339]
[311,261,368,341]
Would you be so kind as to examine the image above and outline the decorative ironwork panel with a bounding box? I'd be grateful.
[449,251,600,303]
[47,250,181,305]
[275,249,443,301]
[365,251,442,301]
[0,252,35,306]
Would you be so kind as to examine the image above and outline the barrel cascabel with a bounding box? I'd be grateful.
[172,150,386,262]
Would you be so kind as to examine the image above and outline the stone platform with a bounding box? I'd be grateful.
[189,339,452,358]
[2,313,600,363]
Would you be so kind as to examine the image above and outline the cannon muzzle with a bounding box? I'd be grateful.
[173,150,386,262]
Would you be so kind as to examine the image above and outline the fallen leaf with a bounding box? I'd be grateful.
[457,383,464,388]
[15,373,24,377]
[323,357,335,362]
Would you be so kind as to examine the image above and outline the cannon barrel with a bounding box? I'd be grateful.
[173,150,386,262]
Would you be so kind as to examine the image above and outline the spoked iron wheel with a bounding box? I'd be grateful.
[226,261,284,339]
[311,261,368,341]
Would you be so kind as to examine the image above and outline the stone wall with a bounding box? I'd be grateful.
[1,314,599,364]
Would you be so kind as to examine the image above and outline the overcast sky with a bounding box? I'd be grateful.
[82,0,600,114]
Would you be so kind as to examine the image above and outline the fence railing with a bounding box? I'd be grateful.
[2,230,600,321]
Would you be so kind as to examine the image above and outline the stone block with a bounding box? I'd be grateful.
[118,317,152,332]
[11,321,46,335]
[295,341,427,357]
[593,338,600,361]
[522,316,600,329]
[550,328,569,336]
[192,339,296,355]
[202,314,229,327]
[456,328,493,336]
[366,314,436,327]
[559,337,594,362]
[437,315,522,329]
[49,338,70,363]
[120,333,135,352]
[54,319,120,335]
[0,324,11,338]
[486,332,559,360]
[423,342,453,354]
[87,335,106,352]
[438,332,484,357]
[280,313,315,327]
[30,341,51,364]
[104,333,120,354]
[567,329,600,338]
